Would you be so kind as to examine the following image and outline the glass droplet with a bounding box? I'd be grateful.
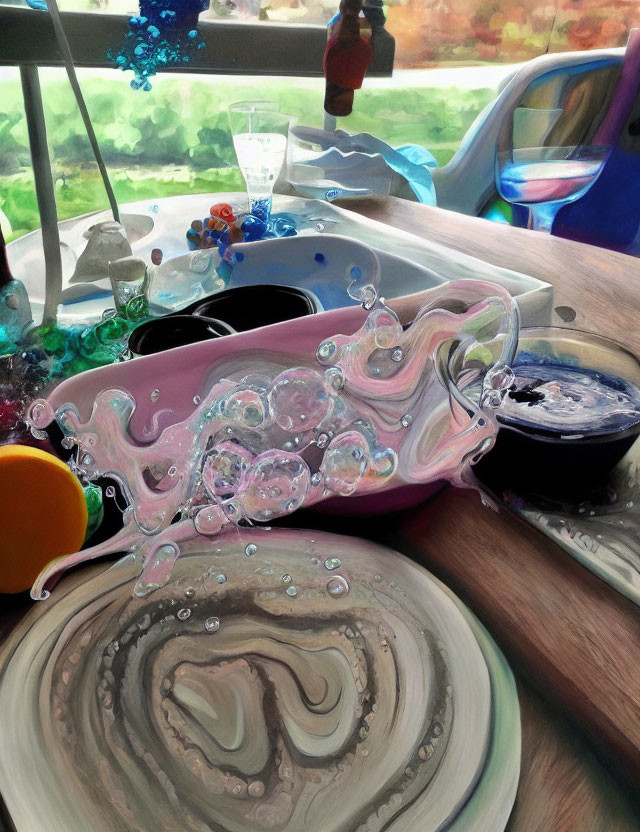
[325,366,345,391]
[248,780,265,798]
[204,616,220,633]
[168,465,177,478]
[193,395,201,405]
[391,347,404,362]
[281,573,292,584]
[216,573,227,584]
[244,543,257,557]
[105,486,116,498]
[326,576,349,597]
[316,340,336,362]
[177,608,191,621]
[184,587,196,599]
[418,744,434,760]
[311,472,322,486]
[285,585,298,598]
[324,557,341,570]
[150,389,160,403]
[400,413,413,428]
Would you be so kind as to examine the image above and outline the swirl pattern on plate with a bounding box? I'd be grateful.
[0,529,519,832]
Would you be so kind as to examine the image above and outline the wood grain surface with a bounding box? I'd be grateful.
[394,488,640,787]
[507,686,639,832]
[337,196,640,355]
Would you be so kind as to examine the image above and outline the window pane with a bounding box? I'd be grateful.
[0,65,504,242]
[0,67,38,243]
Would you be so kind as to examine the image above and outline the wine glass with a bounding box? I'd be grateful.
[496,107,609,233]
[228,102,295,222]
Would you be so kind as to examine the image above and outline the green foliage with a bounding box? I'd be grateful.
[0,71,497,241]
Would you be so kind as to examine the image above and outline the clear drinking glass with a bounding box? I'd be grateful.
[228,102,295,220]
[496,107,609,233]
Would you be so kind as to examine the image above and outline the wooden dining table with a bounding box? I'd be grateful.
[335,196,640,830]
[1,196,639,831]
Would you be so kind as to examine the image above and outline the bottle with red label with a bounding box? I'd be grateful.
[323,0,373,117]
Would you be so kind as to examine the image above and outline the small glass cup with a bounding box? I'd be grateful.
[228,102,295,221]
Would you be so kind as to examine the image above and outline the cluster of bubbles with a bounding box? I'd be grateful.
[107,0,208,91]
[26,356,399,598]
[26,275,524,599]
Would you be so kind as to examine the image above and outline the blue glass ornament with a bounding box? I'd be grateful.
[107,0,208,91]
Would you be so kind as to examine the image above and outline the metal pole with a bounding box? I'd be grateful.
[46,0,120,224]
[20,63,62,326]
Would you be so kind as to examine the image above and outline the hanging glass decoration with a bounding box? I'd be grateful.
[108,0,209,91]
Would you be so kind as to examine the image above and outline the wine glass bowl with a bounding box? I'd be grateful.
[495,107,609,233]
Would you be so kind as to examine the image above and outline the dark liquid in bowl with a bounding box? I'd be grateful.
[497,363,640,436]
[474,362,640,491]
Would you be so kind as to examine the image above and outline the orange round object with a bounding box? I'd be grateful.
[0,445,88,594]
[210,203,236,223]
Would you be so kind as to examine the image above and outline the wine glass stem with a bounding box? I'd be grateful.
[529,202,561,233]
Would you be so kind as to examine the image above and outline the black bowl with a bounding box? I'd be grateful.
[128,315,235,357]
[473,327,640,493]
[181,284,318,332]
[474,420,640,493]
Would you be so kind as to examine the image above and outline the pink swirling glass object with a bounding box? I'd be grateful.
[27,279,519,600]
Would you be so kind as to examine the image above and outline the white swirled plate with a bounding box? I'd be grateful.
[0,529,520,832]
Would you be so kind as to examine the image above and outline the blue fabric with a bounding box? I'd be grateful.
[342,133,438,205]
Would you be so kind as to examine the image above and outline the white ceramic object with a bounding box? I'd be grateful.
[147,233,447,314]
[69,220,132,285]
[6,193,552,326]
[287,126,436,203]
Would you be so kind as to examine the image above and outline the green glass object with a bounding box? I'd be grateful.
[95,316,129,344]
[39,325,69,356]
[124,294,149,322]
[83,483,104,543]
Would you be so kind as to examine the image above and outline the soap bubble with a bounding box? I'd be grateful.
[320,431,369,495]
[194,505,225,536]
[202,442,253,499]
[26,398,54,430]
[240,451,310,521]
[269,369,331,433]
[366,307,402,350]
[220,389,267,428]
